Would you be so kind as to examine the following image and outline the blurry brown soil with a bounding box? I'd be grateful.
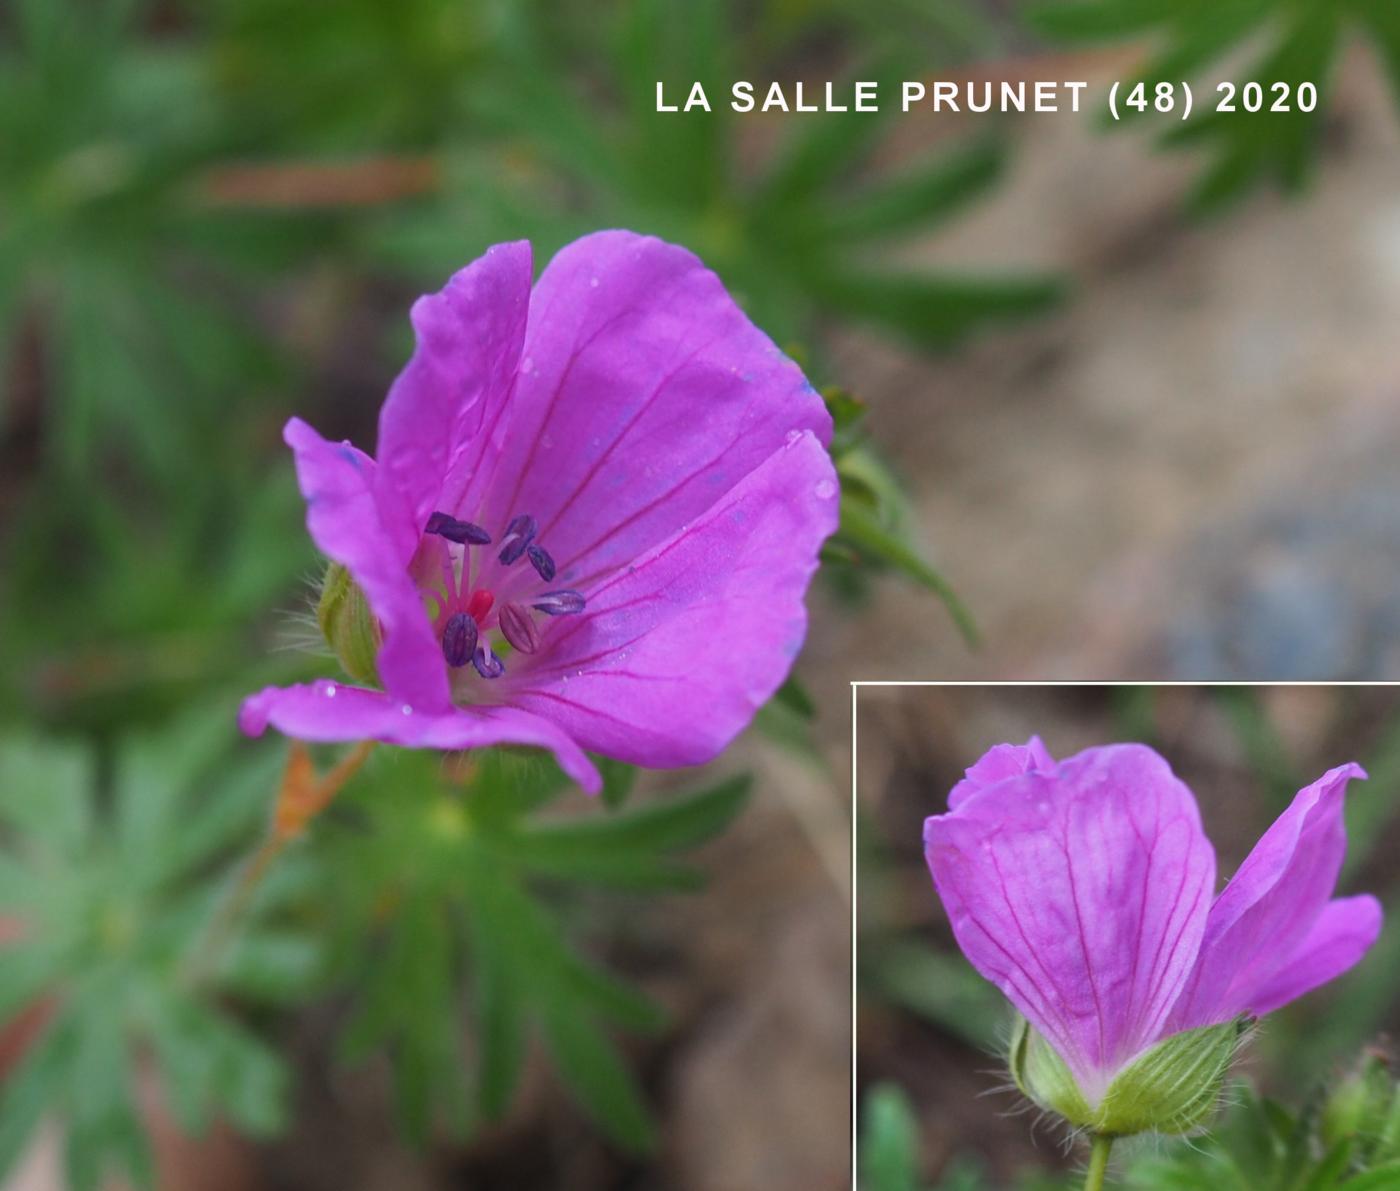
[806,44,1400,689]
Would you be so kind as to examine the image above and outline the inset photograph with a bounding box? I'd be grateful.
[856,683,1400,1191]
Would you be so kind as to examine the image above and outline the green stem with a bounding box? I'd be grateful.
[183,833,287,988]
[1083,1134,1114,1191]
[184,740,374,987]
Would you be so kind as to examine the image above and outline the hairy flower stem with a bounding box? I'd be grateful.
[185,739,374,987]
[1083,1134,1114,1191]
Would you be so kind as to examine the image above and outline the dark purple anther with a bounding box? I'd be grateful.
[526,544,556,582]
[441,612,478,668]
[498,603,540,654]
[497,514,537,565]
[472,645,506,679]
[532,590,586,616]
[426,511,491,545]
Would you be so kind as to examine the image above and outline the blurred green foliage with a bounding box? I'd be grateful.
[0,708,313,1189]
[0,0,346,483]
[0,718,748,1185]
[1028,0,1400,210]
[371,1,1062,352]
[322,748,748,1150]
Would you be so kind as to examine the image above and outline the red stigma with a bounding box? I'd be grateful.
[467,589,494,622]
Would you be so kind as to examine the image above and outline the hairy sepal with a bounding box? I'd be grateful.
[1010,1014,1248,1136]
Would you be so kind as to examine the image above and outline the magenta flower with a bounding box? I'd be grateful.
[239,231,838,793]
[925,740,1382,1110]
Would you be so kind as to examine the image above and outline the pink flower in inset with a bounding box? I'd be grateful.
[925,740,1381,1107]
[240,232,838,793]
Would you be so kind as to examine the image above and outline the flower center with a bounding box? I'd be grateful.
[423,510,585,681]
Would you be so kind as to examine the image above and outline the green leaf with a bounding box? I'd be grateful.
[539,1000,656,1153]
[464,747,570,826]
[823,385,869,445]
[1299,1140,1357,1191]
[1213,686,1299,807]
[462,866,530,1119]
[1358,0,1400,106]
[0,1019,75,1183]
[596,755,639,811]
[1024,0,1170,41]
[339,890,467,1141]
[0,733,94,854]
[815,269,1065,345]
[862,941,1005,1051]
[502,776,749,888]
[1028,0,1383,211]
[456,851,663,1141]
[772,676,817,721]
[0,712,309,1187]
[860,1083,922,1191]
[116,703,245,865]
[215,929,321,1003]
[753,59,906,213]
[560,952,667,1033]
[0,940,67,1025]
[820,137,1007,243]
[837,494,980,645]
[1339,1163,1400,1189]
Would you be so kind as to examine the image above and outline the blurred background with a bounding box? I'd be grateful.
[855,684,1400,1189]
[4,0,1400,1187]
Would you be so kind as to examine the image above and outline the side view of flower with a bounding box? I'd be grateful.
[924,739,1383,1185]
[240,230,839,792]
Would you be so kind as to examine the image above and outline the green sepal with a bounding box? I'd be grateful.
[1010,1015,1095,1127]
[1097,1016,1246,1135]
[1010,1014,1247,1137]
[315,562,381,685]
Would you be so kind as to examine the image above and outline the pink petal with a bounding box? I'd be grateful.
[238,681,601,793]
[1169,763,1367,1030]
[925,744,1215,1097]
[375,241,532,530]
[502,431,838,768]
[1247,894,1382,1016]
[463,230,832,582]
[948,737,1056,809]
[283,417,449,711]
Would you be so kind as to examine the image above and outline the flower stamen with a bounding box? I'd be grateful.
[441,612,477,668]
[533,590,586,616]
[526,544,556,582]
[425,512,492,545]
[498,514,537,565]
[421,510,586,681]
[499,603,540,654]
[473,642,505,679]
